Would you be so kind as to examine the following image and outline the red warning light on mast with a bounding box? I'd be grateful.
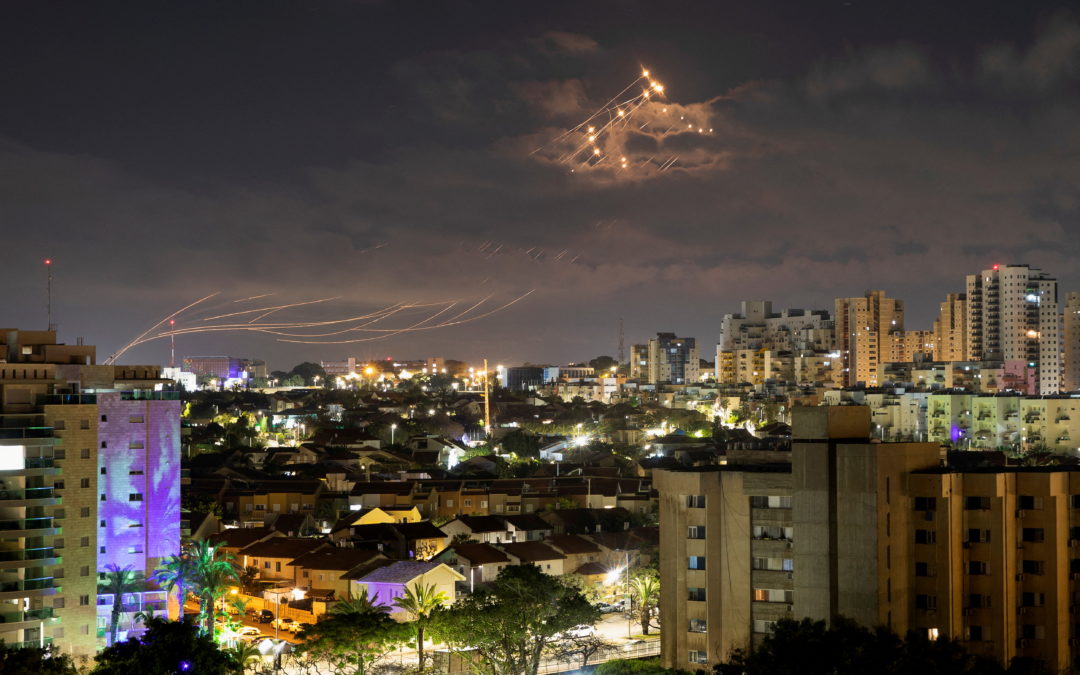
[44,258,52,265]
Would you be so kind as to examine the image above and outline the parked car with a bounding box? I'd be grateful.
[236,626,263,638]
[286,620,306,634]
[559,624,596,639]
[257,610,274,624]
[272,617,296,631]
[594,602,617,614]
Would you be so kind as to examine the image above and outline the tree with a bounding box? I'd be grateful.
[714,617,1014,675]
[331,590,392,616]
[430,564,600,675]
[91,617,238,675]
[101,564,140,647]
[393,582,448,671]
[589,356,618,373]
[153,550,196,619]
[0,642,80,674]
[596,658,687,675]
[296,602,410,675]
[290,362,327,386]
[629,570,659,635]
[188,540,238,639]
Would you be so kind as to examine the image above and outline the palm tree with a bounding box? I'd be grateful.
[629,572,659,635]
[153,549,195,619]
[393,582,448,671]
[230,642,262,672]
[101,564,140,646]
[189,540,239,639]
[331,589,391,616]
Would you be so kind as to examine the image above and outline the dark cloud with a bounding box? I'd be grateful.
[2,2,1080,367]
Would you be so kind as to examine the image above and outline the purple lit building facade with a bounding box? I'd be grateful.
[96,393,181,571]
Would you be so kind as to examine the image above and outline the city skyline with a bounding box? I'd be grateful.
[4,2,1080,367]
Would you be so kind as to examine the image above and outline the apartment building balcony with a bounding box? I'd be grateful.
[0,518,59,538]
[751,569,794,589]
[0,488,59,508]
[751,538,793,556]
[0,607,54,632]
[751,509,793,526]
[36,394,97,405]
[0,577,57,601]
[0,548,60,570]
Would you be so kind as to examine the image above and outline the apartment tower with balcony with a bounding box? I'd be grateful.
[0,329,180,656]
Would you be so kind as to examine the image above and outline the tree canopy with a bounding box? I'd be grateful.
[0,643,80,674]
[90,617,238,675]
[296,601,410,675]
[714,617,1049,675]
[430,564,599,675]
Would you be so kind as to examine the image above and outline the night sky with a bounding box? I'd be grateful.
[4,1,1080,368]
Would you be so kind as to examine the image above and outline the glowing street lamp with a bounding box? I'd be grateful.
[391,423,397,445]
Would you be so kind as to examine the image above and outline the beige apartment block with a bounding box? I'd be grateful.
[934,293,970,362]
[1065,293,1080,393]
[966,265,1060,394]
[835,291,904,387]
[906,468,1080,673]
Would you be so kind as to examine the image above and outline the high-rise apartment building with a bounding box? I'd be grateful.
[0,330,180,656]
[835,291,904,387]
[656,405,1080,673]
[655,406,938,670]
[1064,293,1080,392]
[966,264,1060,395]
[933,293,969,362]
[715,301,835,384]
[631,334,699,385]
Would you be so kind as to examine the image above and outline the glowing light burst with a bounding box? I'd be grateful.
[532,66,712,177]
[104,290,534,364]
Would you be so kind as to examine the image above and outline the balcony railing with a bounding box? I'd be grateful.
[0,488,55,502]
[37,394,97,405]
[0,607,53,623]
[120,391,181,401]
[0,577,55,593]
[0,548,57,563]
[0,429,53,440]
[0,518,54,532]
[6,638,53,650]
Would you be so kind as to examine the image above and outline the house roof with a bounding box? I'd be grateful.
[454,515,505,533]
[269,513,311,535]
[356,560,448,584]
[288,547,384,572]
[239,537,330,560]
[449,543,510,565]
[501,514,551,531]
[547,534,601,555]
[574,561,609,576]
[208,527,279,550]
[393,521,447,541]
[498,541,566,563]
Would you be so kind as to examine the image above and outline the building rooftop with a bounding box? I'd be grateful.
[357,560,443,584]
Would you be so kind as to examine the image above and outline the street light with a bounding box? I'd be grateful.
[391,423,397,445]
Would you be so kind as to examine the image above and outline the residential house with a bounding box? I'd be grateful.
[240,537,332,582]
[498,541,567,576]
[501,514,553,542]
[351,561,465,619]
[440,515,508,544]
[547,534,604,577]
[289,547,388,602]
[436,543,511,588]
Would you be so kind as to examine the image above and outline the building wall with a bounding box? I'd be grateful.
[1065,293,1080,392]
[44,403,99,656]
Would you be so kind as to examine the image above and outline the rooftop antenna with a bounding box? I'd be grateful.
[169,319,176,368]
[618,316,625,366]
[44,258,55,331]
